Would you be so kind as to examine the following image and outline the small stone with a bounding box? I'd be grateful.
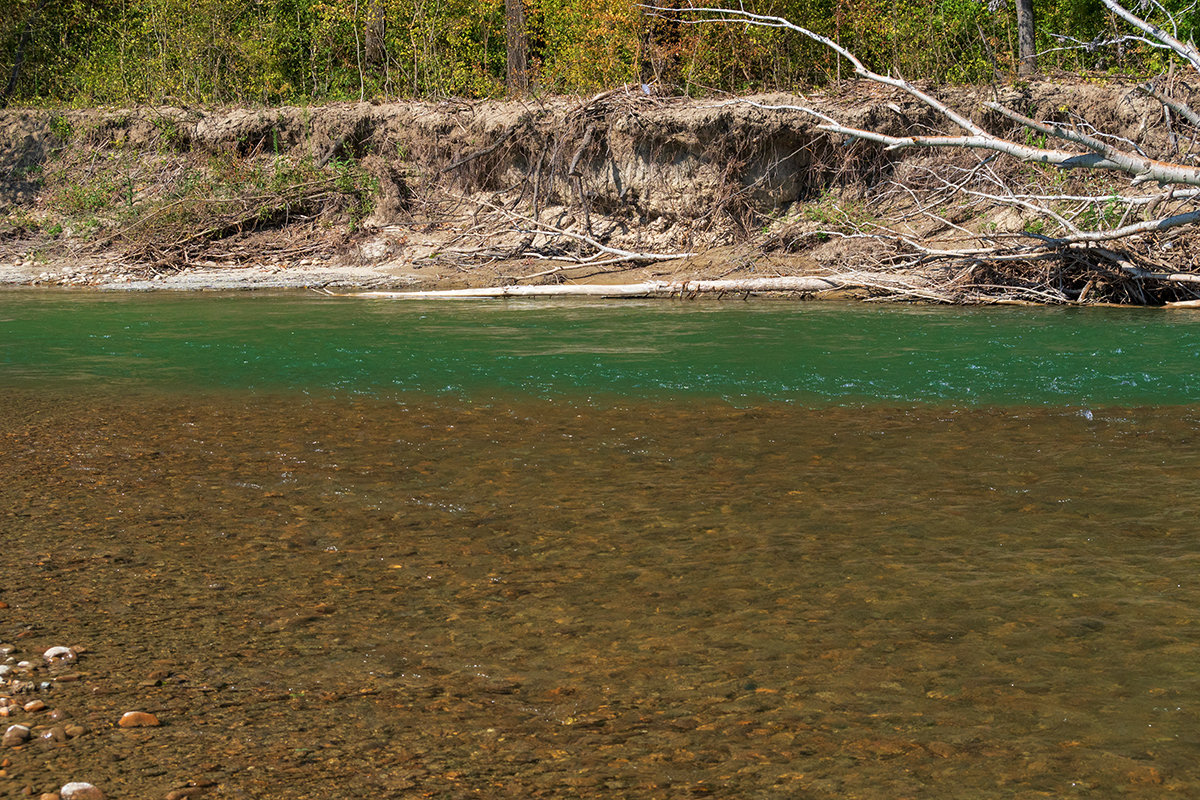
[23,700,45,713]
[62,724,86,738]
[117,711,159,728]
[39,727,66,744]
[39,794,60,800]
[926,741,956,758]
[0,646,13,656]
[2,725,30,747]
[47,709,70,722]
[42,648,75,666]
[60,783,104,800]
[165,788,211,800]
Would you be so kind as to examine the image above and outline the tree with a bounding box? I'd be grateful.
[506,0,529,94]
[0,0,49,109]
[1015,0,1037,76]
[622,2,1200,304]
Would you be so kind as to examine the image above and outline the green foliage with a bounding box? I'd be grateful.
[1077,196,1125,229]
[799,192,876,228]
[47,114,73,140]
[331,157,380,227]
[2,0,1195,106]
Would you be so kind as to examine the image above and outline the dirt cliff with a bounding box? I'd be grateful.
[0,81,1175,293]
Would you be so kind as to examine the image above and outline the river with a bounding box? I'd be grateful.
[2,292,1198,798]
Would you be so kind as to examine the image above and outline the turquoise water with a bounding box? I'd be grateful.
[3,290,1200,404]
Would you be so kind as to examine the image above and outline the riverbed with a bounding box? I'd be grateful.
[3,293,1199,798]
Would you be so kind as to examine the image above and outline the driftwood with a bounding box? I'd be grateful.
[346,274,935,299]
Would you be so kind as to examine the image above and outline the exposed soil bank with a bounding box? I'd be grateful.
[0,81,1175,295]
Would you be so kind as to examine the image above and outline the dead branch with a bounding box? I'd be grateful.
[645,1,1200,304]
[450,192,697,264]
[441,127,520,173]
[350,276,859,299]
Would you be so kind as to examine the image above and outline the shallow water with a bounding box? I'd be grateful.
[3,294,1200,798]
[5,291,1200,404]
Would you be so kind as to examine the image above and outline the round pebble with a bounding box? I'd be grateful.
[2,724,30,747]
[60,783,104,800]
[118,711,160,728]
[40,726,67,744]
[42,647,76,665]
[23,700,46,713]
[165,789,211,800]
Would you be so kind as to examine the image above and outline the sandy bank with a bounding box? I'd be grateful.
[0,82,1184,299]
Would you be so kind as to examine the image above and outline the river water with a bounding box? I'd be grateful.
[3,292,1200,798]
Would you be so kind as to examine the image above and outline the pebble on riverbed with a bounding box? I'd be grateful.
[43,647,77,666]
[165,787,213,800]
[60,782,104,800]
[117,711,160,728]
[2,724,30,746]
[40,726,68,744]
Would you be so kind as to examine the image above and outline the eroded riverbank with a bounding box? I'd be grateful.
[3,82,1191,301]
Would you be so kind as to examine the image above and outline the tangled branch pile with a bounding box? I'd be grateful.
[642,1,1200,305]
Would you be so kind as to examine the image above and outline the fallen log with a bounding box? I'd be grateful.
[349,276,845,299]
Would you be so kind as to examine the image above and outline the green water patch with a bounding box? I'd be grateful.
[3,290,1200,405]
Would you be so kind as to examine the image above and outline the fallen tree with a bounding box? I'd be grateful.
[627,1,1200,305]
[345,273,934,299]
[339,0,1200,305]
[10,4,1200,302]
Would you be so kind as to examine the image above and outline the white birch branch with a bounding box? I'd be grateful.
[350,277,844,298]
[344,275,938,299]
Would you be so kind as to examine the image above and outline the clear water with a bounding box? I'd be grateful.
[2,291,1198,798]
[4,291,1200,404]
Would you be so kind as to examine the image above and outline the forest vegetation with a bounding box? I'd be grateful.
[0,0,1183,107]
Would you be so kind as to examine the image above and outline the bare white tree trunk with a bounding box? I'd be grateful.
[347,275,930,299]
